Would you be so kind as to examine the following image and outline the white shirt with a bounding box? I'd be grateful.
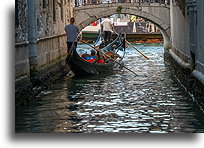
[102,18,113,32]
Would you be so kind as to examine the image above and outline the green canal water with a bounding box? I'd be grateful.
[15,43,204,133]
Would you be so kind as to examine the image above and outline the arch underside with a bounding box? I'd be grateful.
[74,6,170,49]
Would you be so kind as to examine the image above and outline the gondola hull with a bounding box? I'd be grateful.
[68,35,125,76]
[69,53,114,76]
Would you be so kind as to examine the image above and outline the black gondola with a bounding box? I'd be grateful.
[68,34,126,76]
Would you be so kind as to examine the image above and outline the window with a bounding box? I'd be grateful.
[15,0,19,27]
[53,0,56,22]
[61,0,64,21]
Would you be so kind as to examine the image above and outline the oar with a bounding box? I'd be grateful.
[125,40,150,60]
[81,40,139,76]
[113,30,150,60]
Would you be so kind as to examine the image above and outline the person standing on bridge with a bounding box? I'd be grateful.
[64,17,79,63]
[101,15,114,46]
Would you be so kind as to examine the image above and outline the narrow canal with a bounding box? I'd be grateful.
[15,43,204,133]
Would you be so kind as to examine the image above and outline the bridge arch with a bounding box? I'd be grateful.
[74,3,170,49]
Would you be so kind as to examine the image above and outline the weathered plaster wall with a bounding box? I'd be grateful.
[15,0,74,108]
[170,0,190,64]
[36,0,73,38]
[15,0,30,82]
[15,0,73,80]
[35,0,73,69]
[196,0,204,76]
[170,0,204,85]
[15,0,28,43]
[167,0,204,107]
[166,0,204,108]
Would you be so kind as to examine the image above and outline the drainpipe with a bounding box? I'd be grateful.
[27,0,38,71]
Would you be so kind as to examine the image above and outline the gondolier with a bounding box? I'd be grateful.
[65,17,79,63]
[68,34,126,76]
[101,16,114,46]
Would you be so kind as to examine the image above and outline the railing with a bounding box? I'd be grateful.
[74,0,170,7]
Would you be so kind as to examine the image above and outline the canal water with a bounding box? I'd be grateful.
[15,43,204,133]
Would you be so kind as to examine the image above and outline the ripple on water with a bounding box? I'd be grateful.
[15,44,204,133]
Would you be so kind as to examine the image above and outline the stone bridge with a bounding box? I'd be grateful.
[73,3,170,49]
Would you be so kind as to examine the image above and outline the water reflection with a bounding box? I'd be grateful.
[15,43,204,133]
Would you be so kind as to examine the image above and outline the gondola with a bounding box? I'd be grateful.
[68,34,126,76]
[93,33,104,47]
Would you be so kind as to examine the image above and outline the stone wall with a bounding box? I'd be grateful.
[35,0,73,38]
[15,0,73,79]
[32,34,68,80]
[15,43,30,80]
[15,0,74,108]
[35,0,73,69]
[164,51,204,109]
[15,0,30,80]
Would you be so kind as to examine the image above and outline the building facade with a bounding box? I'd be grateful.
[15,0,73,106]
[168,0,204,108]
[193,0,204,84]
[170,0,204,85]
